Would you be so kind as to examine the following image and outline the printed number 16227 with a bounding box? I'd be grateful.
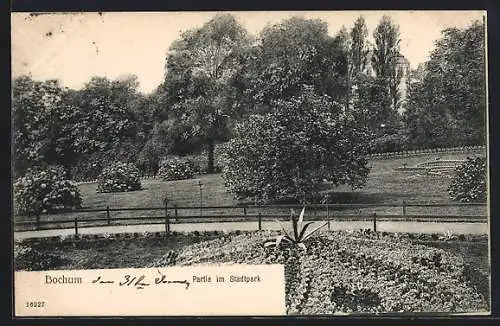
[26,301,45,308]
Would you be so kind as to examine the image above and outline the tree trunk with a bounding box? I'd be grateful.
[207,138,215,174]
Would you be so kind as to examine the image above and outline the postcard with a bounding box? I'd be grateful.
[11,10,490,317]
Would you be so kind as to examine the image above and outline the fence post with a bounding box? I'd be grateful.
[326,204,330,230]
[174,204,178,219]
[373,213,377,233]
[243,206,247,218]
[258,213,262,231]
[107,205,111,225]
[165,202,170,233]
[74,217,78,236]
[402,201,407,216]
[36,213,41,230]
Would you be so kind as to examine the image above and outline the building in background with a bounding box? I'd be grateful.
[395,54,411,114]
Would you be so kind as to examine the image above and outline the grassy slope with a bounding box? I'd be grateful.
[80,151,485,207]
[15,150,487,225]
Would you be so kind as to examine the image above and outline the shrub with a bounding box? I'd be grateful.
[96,162,142,193]
[220,87,370,203]
[448,157,487,202]
[14,166,82,215]
[180,149,223,174]
[69,158,103,182]
[136,139,162,176]
[157,156,197,181]
[370,133,408,154]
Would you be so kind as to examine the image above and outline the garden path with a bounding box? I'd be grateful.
[14,220,488,240]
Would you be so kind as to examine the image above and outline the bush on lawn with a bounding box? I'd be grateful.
[220,87,370,203]
[157,156,197,181]
[448,157,487,202]
[182,151,223,174]
[368,132,408,154]
[14,166,82,215]
[69,158,104,182]
[152,231,488,314]
[96,162,142,193]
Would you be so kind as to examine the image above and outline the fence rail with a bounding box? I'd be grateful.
[14,202,488,234]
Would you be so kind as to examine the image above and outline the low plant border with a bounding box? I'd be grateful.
[368,145,486,160]
[15,229,488,247]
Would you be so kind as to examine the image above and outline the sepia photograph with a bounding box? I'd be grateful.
[11,11,489,316]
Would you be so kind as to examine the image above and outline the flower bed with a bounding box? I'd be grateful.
[14,232,220,271]
[152,230,489,314]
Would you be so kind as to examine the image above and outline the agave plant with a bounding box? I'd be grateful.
[264,207,327,251]
[439,230,457,241]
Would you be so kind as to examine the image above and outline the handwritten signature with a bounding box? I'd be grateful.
[91,270,190,290]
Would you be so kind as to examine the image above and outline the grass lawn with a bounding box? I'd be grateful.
[14,150,487,228]
[84,150,487,208]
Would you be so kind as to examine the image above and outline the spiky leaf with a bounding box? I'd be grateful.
[302,222,328,241]
[298,221,316,240]
[298,206,306,231]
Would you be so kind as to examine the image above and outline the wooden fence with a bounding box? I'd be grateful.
[14,202,488,234]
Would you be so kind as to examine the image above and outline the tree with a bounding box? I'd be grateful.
[12,76,81,176]
[220,86,370,204]
[350,16,370,78]
[371,16,403,116]
[337,16,371,119]
[66,76,145,169]
[162,14,251,173]
[405,20,486,148]
[335,26,352,113]
[244,17,347,109]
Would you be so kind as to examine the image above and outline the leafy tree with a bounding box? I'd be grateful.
[337,16,371,121]
[403,69,454,148]
[162,14,251,173]
[350,16,370,78]
[69,76,138,153]
[63,75,147,178]
[244,17,347,109]
[220,86,370,204]
[405,21,486,148]
[334,26,352,112]
[371,16,403,116]
[12,76,81,176]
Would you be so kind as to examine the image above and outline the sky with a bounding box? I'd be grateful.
[11,11,485,94]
